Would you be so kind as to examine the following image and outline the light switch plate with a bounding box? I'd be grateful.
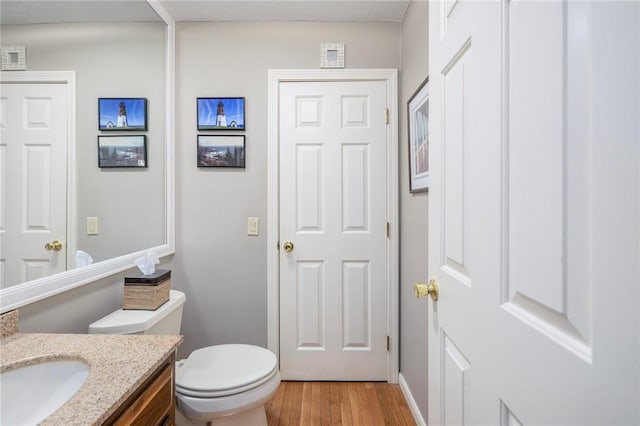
[247,217,259,236]
[87,217,99,235]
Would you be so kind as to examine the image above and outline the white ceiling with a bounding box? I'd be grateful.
[0,1,161,25]
[0,0,411,25]
[160,1,410,23]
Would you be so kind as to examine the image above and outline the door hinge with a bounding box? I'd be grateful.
[385,108,389,125]
[386,335,390,351]
[386,222,390,238]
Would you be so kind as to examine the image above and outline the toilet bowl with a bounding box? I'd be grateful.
[175,344,280,425]
[88,290,280,426]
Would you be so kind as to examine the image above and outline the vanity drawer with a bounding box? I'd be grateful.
[112,357,174,426]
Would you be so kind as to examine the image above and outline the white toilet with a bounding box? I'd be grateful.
[88,290,281,426]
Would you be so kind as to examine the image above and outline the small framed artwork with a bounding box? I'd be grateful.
[197,97,245,130]
[98,98,147,131]
[407,77,429,193]
[197,135,245,168]
[98,135,147,168]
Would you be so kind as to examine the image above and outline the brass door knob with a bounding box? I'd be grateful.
[414,279,439,302]
[282,241,294,253]
[44,240,63,252]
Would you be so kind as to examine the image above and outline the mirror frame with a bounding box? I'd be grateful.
[0,0,175,313]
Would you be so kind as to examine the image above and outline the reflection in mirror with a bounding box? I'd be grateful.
[0,1,168,291]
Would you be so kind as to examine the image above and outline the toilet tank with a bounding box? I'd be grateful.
[88,290,186,335]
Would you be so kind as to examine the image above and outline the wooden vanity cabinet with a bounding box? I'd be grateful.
[105,353,176,426]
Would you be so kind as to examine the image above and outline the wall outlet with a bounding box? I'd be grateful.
[247,217,259,236]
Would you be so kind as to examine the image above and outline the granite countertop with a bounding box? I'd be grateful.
[0,333,183,425]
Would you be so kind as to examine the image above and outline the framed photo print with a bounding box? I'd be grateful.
[98,98,147,131]
[98,135,147,168]
[197,97,245,130]
[407,77,429,193]
[197,135,245,168]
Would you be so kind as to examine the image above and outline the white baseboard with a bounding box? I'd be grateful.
[399,372,426,426]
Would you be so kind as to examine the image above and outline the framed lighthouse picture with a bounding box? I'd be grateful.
[197,97,245,131]
[98,98,147,131]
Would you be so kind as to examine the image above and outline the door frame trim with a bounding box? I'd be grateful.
[266,69,399,383]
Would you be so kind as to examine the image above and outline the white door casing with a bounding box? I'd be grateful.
[279,80,388,380]
[427,1,639,425]
[0,81,70,288]
[267,69,399,382]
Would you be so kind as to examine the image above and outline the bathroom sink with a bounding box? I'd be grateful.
[0,359,90,425]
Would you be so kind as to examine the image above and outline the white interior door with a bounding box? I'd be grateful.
[0,82,68,288]
[427,1,639,425]
[279,80,389,380]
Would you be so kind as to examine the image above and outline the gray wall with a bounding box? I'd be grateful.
[399,1,429,420]
[1,23,166,265]
[174,21,402,357]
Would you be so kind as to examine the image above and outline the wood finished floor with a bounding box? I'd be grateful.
[266,381,416,426]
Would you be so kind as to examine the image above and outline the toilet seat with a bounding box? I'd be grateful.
[175,344,278,398]
[176,369,281,421]
[175,344,281,422]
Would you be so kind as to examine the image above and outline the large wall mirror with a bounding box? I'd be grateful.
[0,0,175,312]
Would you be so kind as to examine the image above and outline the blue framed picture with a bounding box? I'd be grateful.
[98,98,147,131]
[197,97,245,130]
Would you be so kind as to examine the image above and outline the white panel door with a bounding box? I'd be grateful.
[0,83,68,288]
[427,1,639,425]
[279,80,389,380]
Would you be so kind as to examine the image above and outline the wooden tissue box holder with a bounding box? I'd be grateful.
[123,269,171,310]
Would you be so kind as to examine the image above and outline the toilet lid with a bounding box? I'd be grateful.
[175,344,278,398]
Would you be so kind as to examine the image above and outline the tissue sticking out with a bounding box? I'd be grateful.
[135,251,160,276]
[75,250,94,268]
